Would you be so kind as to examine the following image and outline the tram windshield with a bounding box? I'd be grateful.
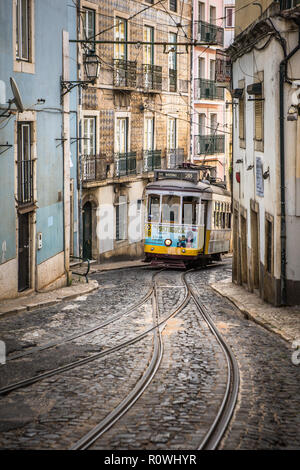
[162,195,180,224]
[182,197,198,225]
[148,195,160,222]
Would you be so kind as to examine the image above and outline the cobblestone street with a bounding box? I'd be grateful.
[0,260,299,450]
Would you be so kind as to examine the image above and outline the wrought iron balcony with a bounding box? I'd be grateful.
[280,0,300,9]
[113,59,137,89]
[143,64,162,92]
[115,152,137,177]
[197,20,224,46]
[215,50,231,85]
[17,159,34,205]
[167,148,185,169]
[143,150,161,172]
[81,154,109,182]
[169,69,177,92]
[194,78,224,100]
[194,135,225,155]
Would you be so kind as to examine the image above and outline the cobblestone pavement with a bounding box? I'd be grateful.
[0,261,299,450]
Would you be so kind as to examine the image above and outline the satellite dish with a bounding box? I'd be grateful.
[9,77,24,112]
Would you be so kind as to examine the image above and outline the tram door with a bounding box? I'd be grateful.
[200,200,208,251]
[83,202,92,260]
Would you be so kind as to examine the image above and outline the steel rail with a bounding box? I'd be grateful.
[7,269,159,362]
[70,270,190,450]
[0,271,191,397]
[184,272,239,450]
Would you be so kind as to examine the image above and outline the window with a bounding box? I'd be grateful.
[115,17,127,60]
[82,8,95,52]
[225,7,234,28]
[116,196,127,241]
[148,195,160,222]
[198,113,206,135]
[239,91,245,141]
[210,6,216,25]
[182,197,198,225]
[255,91,264,141]
[210,113,218,131]
[169,32,177,92]
[198,2,205,21]
[83,117,96,155]
[162,195,180,224]
[144,26,154,65]
[167,117,177,150]
[169,0,177,12]
[16,0,30,61]
[116,117,128,154]
[198,57,205,78]
[144,117,154,151]
[17,122,33,204]
[210,60,216,80]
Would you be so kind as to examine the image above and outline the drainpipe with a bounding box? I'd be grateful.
[279,27,300,305]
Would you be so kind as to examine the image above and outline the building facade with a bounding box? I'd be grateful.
[76,0,192,262]
[0,0,78,300]
[228,0,300,305]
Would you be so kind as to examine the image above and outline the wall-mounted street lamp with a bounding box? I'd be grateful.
[61,53,100,98]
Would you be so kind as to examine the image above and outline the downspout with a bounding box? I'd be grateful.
[279,27,300,305]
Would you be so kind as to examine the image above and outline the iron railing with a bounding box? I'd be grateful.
[166,148,185,169]
[115,152,137,177]
[194,78,224,100]
[215,50,231,84]
[143,150,161,171]
[17,159,34,204]
[82,154,109,182]
[197,20,224,46]
[280,0,300,9]
[143,64,162,92]
[194,135,225,155]
[113,59,137,88]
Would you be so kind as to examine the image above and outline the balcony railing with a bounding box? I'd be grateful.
[215,50,231,84]
[280,0,300,9]
[17,159,34,205]
[194,78,224,100]
[194,135,225,155]
[143,150,161,172]
[143,64,162,92]
[113,59,137,88]
[167,148,185,169]
[169,69,177,92]
[197,20,224,46]
[82,154,109,182]
[115,152,137,177]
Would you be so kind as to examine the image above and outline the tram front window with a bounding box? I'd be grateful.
[162,195,180,224]
[148,195,160,222]
[182,197,198,225]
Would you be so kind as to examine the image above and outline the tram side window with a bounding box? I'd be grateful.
[162,195,180,224]
[148,195,160,222]
[182,197,198,225]
[213,201,232,229]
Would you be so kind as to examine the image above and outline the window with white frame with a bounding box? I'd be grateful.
[198,1,205,21]
[167,117,177,150]
[198,113,206,135]
[82,8,95,52]
[144,117,154,151]
[144,26,154,65]
[116,117,128,154]
[83,117,96,155]
[116,195,127,241]
[225,7,235,28]
[115,17,127,60]
[16,0,31,61]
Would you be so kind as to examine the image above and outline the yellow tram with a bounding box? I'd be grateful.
[144,169,231,268]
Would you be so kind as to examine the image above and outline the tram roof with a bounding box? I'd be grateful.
[145,178,230,197]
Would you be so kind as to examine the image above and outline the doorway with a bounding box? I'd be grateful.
[18,213,30,292]
[83,201,92,259]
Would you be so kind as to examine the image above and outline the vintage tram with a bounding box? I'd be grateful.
[144,169,232,268]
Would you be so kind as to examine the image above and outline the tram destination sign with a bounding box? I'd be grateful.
[154,169,199,184]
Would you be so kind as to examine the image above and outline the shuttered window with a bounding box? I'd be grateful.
[239,93,245,140]
[255,94,263,141]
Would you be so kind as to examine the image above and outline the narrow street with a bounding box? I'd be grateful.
[0,259,299,450]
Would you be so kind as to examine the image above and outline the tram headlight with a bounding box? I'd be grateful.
[164,239,172,247]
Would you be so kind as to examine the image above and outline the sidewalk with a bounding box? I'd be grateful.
[210,279,300,344]
[0,259,147,318]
